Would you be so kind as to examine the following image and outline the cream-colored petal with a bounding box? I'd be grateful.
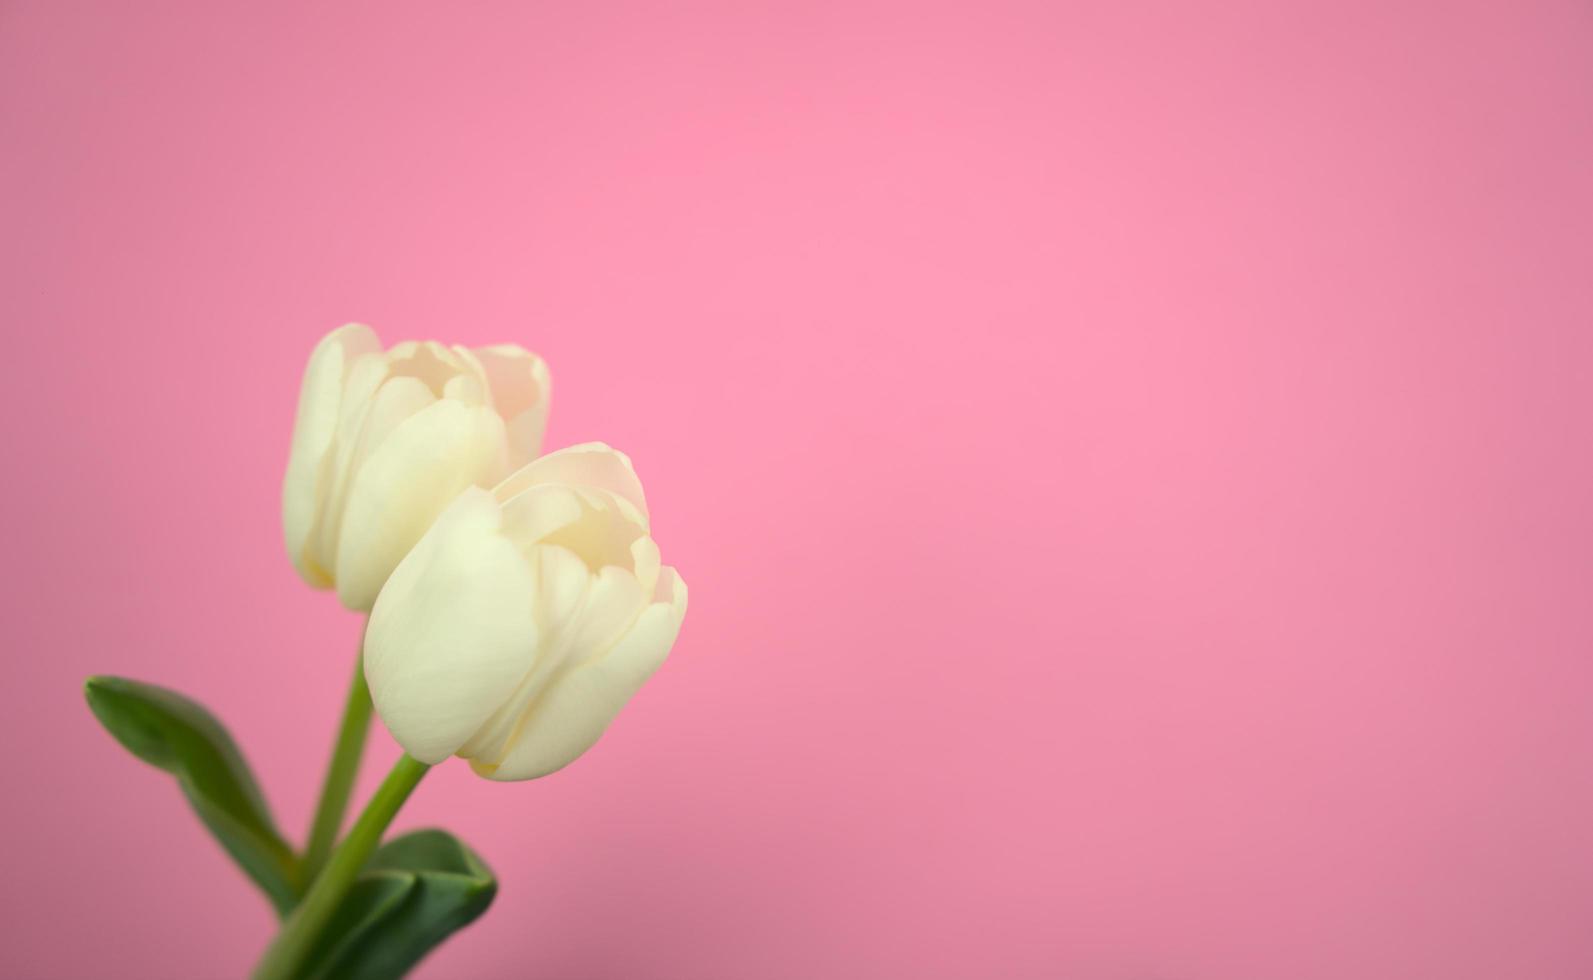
[283,324,381,586]
[334,354,393,458]
[452,545,593,766]
[497,483,586,547]
[473,345,552,468]
[526,543,593,641]
[316,374,434,570]
[306,351,392,572]
[365,489,539,764]
[333,400,508,610]
[449,345,494,404]
[535,491,648,574]
[458,553,643,766]
[629,534,662,599]
[503,406,550,471]
[491,443,648,523]
[653,565,687,610]
[558,564,648,669]
[442,371,488,404]
[481,575,684,781]
[383,340,476,400]
[471,344,546,418]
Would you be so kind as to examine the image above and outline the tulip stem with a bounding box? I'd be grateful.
[298,641,375,891]
[253,754,430,980]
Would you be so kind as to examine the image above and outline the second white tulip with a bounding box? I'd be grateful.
[363,443,688,781]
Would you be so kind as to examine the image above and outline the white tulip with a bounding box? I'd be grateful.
[363,443,688,781]
[283,324,551,611]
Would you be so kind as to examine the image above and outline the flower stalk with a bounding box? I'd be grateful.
[298,642,374,889]
[253,754,430,980]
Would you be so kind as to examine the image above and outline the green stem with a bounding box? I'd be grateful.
[253,754,430,980]
[299,641,374,890]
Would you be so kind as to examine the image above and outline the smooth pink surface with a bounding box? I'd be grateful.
[4,2,1592,977]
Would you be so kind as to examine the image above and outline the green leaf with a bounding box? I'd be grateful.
[300,829,497,980]
[84,675,298,916]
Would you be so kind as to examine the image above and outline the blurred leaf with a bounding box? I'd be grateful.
[84,675,298,916]
[301,829,497,980]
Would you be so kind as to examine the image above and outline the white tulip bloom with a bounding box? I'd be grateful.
[363,444,688,781]
[282,324,551,611]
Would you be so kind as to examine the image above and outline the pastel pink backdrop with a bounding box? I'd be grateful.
[3,2,1591,977]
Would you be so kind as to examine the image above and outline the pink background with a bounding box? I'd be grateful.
[4,2,1592,977]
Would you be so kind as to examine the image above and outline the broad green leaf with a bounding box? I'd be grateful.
[301,829,497,980]
[84,675,298,916]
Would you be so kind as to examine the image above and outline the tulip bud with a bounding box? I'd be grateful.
[363,444,688,781]
[282,324,551,611]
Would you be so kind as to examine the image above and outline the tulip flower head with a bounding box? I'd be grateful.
[364,444,688,781]
[282,324,551,611]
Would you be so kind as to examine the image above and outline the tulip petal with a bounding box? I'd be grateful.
[560,563,649,668]
[497,484,585,552]
[365,489,538,764]
[481,566,686,781]
[492,443,648,523]
[317,374,434,567]
[629,534,662,599]
[653,564,687,609]
[283,324,381,586]
[457,552,644,766]
[473,345,551,469]
[386,341,474,395]
[334,400,507,611]
[533,491,646,575]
